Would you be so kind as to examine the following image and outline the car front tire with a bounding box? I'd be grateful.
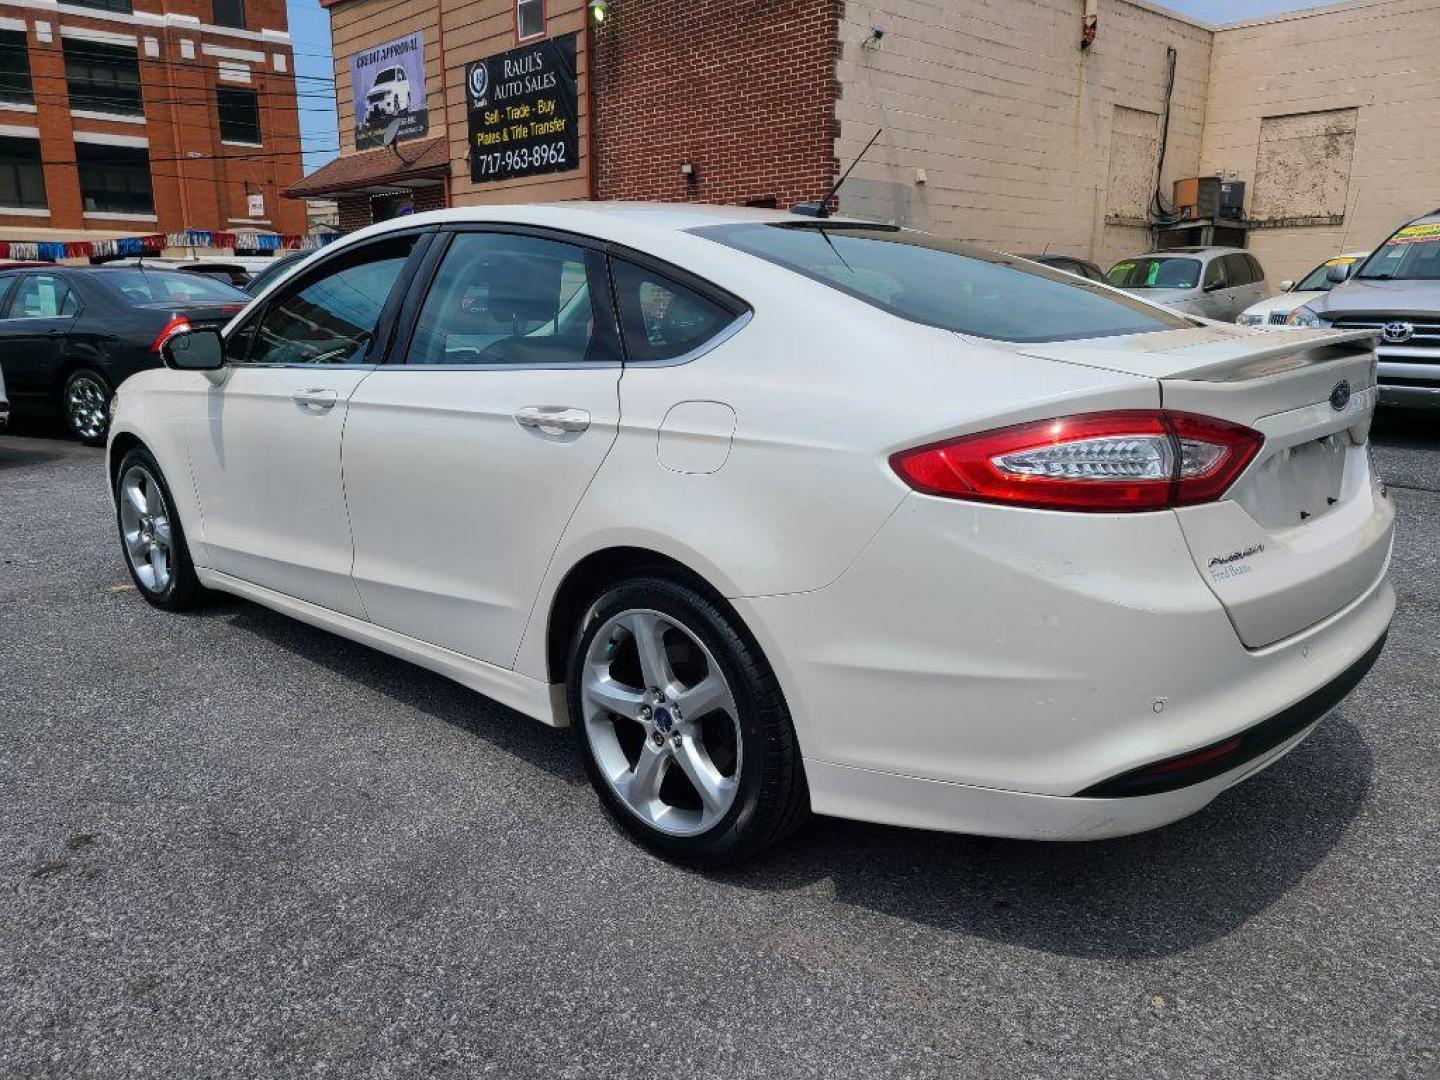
[115,447,208,611]
[567,575,808,866]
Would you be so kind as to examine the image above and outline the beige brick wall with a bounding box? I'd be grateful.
[833,0,1213,268]
[1201,0,1440,283]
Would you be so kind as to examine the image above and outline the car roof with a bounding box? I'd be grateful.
[1131,247,1251,258]
[338,201,869,244]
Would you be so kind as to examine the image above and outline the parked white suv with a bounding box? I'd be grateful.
[107,204,1393,864]
[366,66,412,120]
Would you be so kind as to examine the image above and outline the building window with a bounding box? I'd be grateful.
[67,0,133,13]
[217,87,262,144]
[213,0,245,30]
[516,0,544,41]
[0,136,46,210]
[64,40,144,116]
[0,31,34,107]
[77,142,154,215]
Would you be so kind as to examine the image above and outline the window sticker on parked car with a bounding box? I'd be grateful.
[1388,223,1440,245]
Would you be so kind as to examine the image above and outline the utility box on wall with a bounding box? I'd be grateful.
[1174,177,1246,221]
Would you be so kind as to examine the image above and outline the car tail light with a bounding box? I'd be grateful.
[150,313,192,353]
[889,410,1263,512]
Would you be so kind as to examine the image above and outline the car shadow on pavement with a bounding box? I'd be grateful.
[217,600,587,787]
[212,595,1372,961]
[722,714,1373,959]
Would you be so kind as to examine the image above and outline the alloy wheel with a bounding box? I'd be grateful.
[119,465,174,594]
[581,608,743,837]
[66,375,108,441]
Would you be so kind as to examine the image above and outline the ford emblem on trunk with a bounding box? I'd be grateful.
[1329,379,1352,412]
[1381,321,1414,343]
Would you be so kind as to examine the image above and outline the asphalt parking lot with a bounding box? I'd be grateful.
[1,415,1436,1080]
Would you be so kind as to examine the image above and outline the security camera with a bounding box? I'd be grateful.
[864,26,886,47]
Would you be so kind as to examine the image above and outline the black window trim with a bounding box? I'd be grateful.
[223,228,433,368]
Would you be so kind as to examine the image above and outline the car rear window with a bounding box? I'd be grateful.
[100,269,249,303]
[693,223,1189,343]
[1106,257,1202,290]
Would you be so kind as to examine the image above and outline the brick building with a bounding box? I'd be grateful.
[0,0,306,250]
[295,0,1440,283]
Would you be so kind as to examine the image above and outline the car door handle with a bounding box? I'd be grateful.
[515,406,590,436]
[292,388,339,412]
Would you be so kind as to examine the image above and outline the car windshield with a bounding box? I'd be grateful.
[1293,257,1358,292]
[1356,223,1440,281]
[376,69,396,84]
[693,223,1191,343]
[1105,257,1201,290]
[101,269,248,303]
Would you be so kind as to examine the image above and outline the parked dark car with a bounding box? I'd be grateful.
[1020,254,1106,282]
[0,266,248,444]
[243,250,311,296]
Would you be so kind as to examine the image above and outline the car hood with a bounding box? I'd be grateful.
[1309,277,1440,318]
[1240,291,1322,318]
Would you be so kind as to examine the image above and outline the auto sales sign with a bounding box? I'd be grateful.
[466,33,579,183]
[350,32,428,150]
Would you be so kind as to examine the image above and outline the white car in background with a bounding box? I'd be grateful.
[366,66,412,120]
[1236,252,1368,328]
[107,204,1393,865]
[0,360,8,430]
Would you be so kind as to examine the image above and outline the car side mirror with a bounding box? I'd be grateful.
[1278,279,1294,292]
[1202,280,1224,293]
[1325,263,1351,285]
[163,327,224,371]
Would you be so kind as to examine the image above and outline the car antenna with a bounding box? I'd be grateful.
[791,128,882,218]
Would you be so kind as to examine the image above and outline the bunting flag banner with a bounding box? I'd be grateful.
[0,229,337,264]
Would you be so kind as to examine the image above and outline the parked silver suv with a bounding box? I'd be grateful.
[1291,210,1440,409]
[1105,247,1270,321]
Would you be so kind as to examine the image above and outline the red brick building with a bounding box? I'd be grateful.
[0,0,306,249]
[290,0,843,227]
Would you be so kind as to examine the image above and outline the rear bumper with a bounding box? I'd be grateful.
[736,492,1394,839]
[804,630,1385,840]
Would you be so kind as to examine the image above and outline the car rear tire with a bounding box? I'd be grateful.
[566,575,808,867]
[64,369,111,446]
[115,447,208,611]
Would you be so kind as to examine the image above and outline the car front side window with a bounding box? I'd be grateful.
[245,237,416,366]
[1203,259,1227,291]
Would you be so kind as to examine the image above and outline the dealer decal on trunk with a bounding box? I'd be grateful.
[1208,543,1265,581]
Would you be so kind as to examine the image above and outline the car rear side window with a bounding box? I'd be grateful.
[404,232,618,366]
[1221,253,1255,287]
[696,223,1190,343]
[7,274,77,318]
[610,259,742,362]
[246,236,415,366]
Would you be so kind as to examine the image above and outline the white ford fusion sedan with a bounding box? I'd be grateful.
[107,203,1394,865]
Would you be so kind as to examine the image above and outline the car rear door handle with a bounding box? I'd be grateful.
[292,388,339,412]
[515,406,590,436]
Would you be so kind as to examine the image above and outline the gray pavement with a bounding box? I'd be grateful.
[1,412,1437,1079]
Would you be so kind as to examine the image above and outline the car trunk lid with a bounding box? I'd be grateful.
[1015,325,1394,648]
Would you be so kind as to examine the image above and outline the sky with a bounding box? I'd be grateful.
[286,0,1339,178]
